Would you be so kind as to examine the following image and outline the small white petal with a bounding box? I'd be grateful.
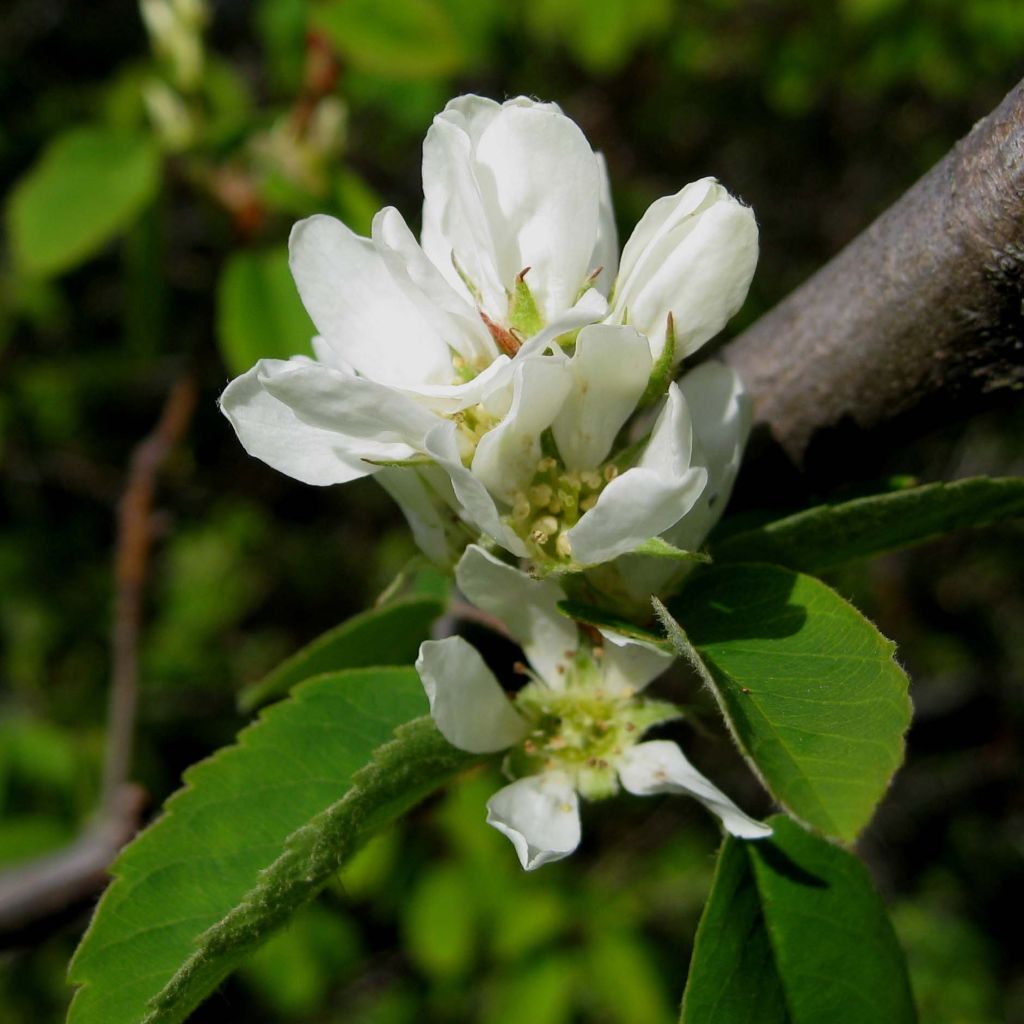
[566,385,707,565]
[289,214,454,386]
[220,360,410,486]
[421,113,506,313]
[588,152,619,296]
[615,178,715,291]
[422,422,529,557]
[416,637,528,754]
[372,206,497,369]
[618,741,772,839]
[258,359,439,448]
[552,324,652,471]
[376,465,462,567]
[473,103,602,318]
[455,545,577,688]
[486,772,582,870]
[472,356,574,504]
[666,361,752,552]
[598,631,673,695]
[613,180,758,363]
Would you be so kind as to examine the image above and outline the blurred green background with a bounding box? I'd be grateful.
[1,0,1023,1020]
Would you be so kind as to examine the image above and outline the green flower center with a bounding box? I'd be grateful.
[507,653,679,800]
[507,457,619,563]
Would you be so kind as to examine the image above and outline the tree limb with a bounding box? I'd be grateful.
[721,77,1024,473]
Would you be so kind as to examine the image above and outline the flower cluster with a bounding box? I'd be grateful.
[220,95,756,574]
[220,94,769,867]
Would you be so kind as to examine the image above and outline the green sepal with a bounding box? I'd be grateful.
[508,268,544,337]
[638,312,676,408]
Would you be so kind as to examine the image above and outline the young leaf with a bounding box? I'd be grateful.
[659,564,910,841]
[216,247,315,376]
[68,668,476,1024]
[712,476,1024,573]
[7,127,160,278]
[681,815,916,1023]
[238,595,445,711]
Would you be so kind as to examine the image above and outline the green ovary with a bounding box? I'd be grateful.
[508,663,679,800]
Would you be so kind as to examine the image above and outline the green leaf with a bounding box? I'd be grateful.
[681,815,916,1023]
[68,668,475,1024]
[216,247,315,376]
[238,595,445,712]
[713,476,1024,573]
[312,0,466,79]
[7,127,160,278]
[659,564,911,841]
[630,537,711,562]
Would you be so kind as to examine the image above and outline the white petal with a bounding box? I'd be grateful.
[486,772,581,870]
[422,421,529,557]
[376,465,463,567]
[372,206,498,369]
[598,631,673,695]
[613,180,758,363]
[618,741,772,839]
[565,385,707,565]
[588,152,619,296]
[455,545,577,688]
[390,354,514,416]
[258,359,440,448]
[615,178,715,292]
[472,103,602,318]
[421,113,506,313]
[416,637,528,754]
[289,214,454,386]
[471,356,573,504]
[552,324,651,471]
[666,362,752,552]
[220,360,408,486]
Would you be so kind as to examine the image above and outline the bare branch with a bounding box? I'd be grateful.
[722,77,1024,471]
[0,374,197,942]
[103,373,198,809]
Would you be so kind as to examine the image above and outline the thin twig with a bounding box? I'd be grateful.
[103,373,198,808]
[0,374,197,942]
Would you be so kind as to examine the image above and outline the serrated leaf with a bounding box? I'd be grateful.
[7,127,161,278]
[68,668,475,1024]
[239,595,445,712]
[659,564,911,841]
[681,815,916,1023]
[713,476,1024,573]
[216,247,315,376]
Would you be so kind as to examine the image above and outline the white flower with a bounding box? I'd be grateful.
[416,545,771,870]
[220,94,758,571]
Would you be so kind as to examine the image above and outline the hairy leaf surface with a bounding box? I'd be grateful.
[68,668,475,1024]
[713,476,1024,573]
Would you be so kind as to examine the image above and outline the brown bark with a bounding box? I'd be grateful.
[721,77,1024,472]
